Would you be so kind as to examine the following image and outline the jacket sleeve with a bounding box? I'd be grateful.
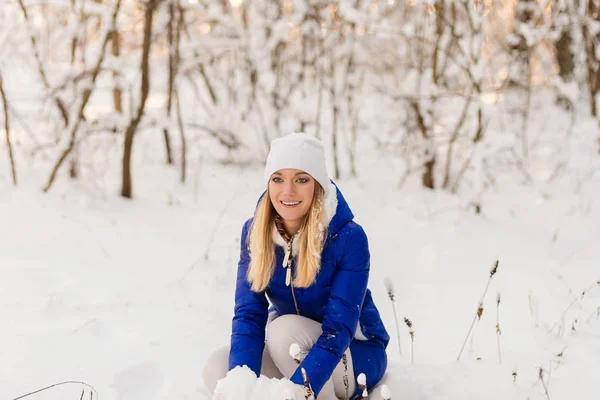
[228,218,269,376]
[290,223,370,397]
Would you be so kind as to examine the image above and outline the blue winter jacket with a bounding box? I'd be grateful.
[229,183,389,398]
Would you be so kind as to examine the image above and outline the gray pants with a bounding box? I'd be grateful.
[203,314,356,400]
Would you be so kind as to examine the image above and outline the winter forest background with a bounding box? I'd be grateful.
[0,0,599,400]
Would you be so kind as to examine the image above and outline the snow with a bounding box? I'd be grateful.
[289,343,301,361]
[380,384,392,399]
[1,2,599,398]
[1,126,598,400]
[357,373,366,386]
[212,366,307,400]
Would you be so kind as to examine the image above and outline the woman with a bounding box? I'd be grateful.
[203,133,389,399]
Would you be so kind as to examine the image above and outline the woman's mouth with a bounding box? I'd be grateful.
[281,201,301,207]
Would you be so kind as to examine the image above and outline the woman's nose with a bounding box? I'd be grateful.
[282,181,296,195]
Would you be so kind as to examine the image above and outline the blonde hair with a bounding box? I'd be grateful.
[247,183,327,292]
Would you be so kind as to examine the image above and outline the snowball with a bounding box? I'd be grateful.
[289,343,301,360]
[213,366,306,399]
[381,384,392,399]
[357,373,367,385]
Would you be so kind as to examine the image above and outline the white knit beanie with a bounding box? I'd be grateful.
[264,132,331,195]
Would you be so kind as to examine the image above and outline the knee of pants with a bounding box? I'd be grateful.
[266,314,320,358]
[202,345,229,394]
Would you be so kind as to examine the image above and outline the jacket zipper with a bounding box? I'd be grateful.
[283,237,300,315]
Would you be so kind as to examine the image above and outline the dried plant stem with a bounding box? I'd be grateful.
[11,381,98,400]
[384,278,402,356]
[404,318,414,364]
[539,367,552,400]
[549,280,600,336]
[390,299,402,355]
[496,292,502,364]
[457,260,499,361]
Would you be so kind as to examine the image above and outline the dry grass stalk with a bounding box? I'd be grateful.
[538,367,552,400]
[11,381,98,400]
[496,292,502,364]
[457,259,499,361]
[549,280,600,336]
[384,277,402,355]
[404,317,415,364]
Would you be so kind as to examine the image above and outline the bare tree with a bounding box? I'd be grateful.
[44,0,122,192]
[121,0,164,198]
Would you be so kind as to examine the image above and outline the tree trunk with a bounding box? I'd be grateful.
[555,3,575,108]
[556,30,575,83]
[432,0,445,86]
[121,0,161,198]
[584,0,600,117]
[329,59,340,180]
[509,0,535,87]
[163,0,176,165]
[423,157,435,189]
[112,30,123,113]
[332,102,340,180]
[175,88,186,183]
[0,70,17,185]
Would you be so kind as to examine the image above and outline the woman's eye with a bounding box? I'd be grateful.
[272,177,283,183]
[296,177,309,183]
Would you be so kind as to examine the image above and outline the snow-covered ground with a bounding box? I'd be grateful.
[1,91,599,399]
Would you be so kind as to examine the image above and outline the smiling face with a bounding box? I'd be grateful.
[268,169,315,237]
